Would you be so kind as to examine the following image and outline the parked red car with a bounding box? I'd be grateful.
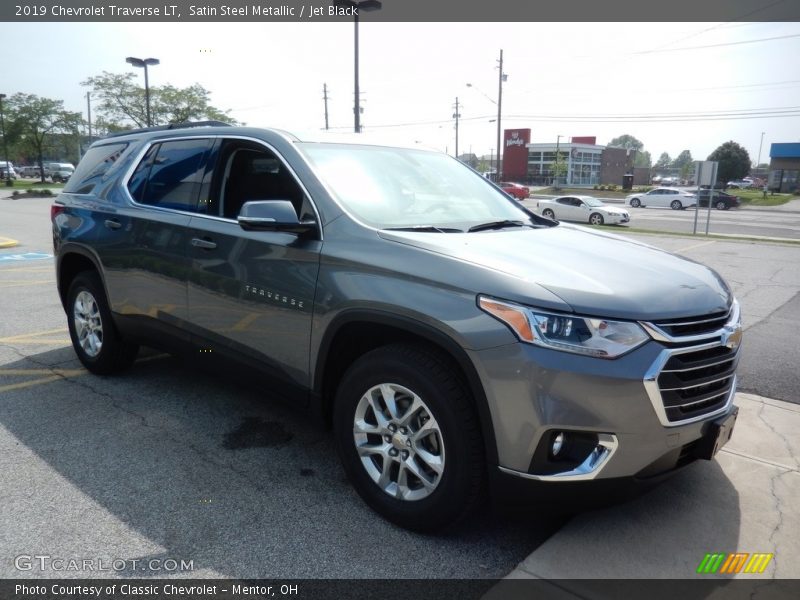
[498,181,530,200]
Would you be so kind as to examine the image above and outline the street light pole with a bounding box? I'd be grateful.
[333,0,382,133]
[126,56,160,127]
[86,91,92,139]
[555,134,562,187]
[452,97,461,158]
[496,49,504,181]
[756,131,765,169]
[0,93,11,186]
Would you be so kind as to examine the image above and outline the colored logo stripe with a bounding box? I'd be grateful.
[697,553,773,574]
[744,554,774,574]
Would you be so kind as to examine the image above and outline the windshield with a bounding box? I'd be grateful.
[299,143,532,230]
[582,197,604,207]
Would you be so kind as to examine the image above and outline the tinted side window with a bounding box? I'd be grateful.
[208,139,306,220]
[63,143,128,195]
[127,145,158,203]
[129,139,211,212]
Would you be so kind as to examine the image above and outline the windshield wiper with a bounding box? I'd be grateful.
[383,225,463,233]
[467,220,531,233]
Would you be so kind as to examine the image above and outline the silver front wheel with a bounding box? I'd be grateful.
[353,383,445,501]
[73,290,103,358]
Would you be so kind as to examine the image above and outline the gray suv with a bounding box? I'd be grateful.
[52,123,741,531]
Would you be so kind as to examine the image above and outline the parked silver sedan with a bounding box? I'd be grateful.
[537,195,630,225]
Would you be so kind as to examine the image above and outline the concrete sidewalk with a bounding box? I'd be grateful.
[502,392,799,584]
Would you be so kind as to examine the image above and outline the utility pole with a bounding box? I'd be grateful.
[323,83,330,130]
[452,97,461,159]
[756,131,765,169]
[496,49,505,180]
[86,91,92,139]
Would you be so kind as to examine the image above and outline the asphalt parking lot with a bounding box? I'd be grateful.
[1,194,799,582]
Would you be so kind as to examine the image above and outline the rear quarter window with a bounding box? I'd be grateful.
[127,138,211,212]
[63,143,129,195]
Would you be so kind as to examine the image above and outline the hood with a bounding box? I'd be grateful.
[378,225,731,321]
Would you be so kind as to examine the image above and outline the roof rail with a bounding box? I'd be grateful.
[104,120,234,139]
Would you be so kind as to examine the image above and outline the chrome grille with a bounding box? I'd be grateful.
[643,299,741,427]
[657,346,739,423]
[648,308,731,339]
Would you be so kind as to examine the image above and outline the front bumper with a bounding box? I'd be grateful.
[467,335,739,486]
[605,213,630,224]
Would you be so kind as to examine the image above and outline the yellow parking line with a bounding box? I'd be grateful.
[676,240,717,253]
[0,368,86,376]
[0,375,66,393]
[231,312,261,332]
[0,328,68,343]
[0,267,53,273]
[0,280,53,288]
[0,279,53,284]
[3,340,70,345]
[0,237,19,249]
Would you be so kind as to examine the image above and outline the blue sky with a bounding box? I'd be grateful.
[5,21,800,163]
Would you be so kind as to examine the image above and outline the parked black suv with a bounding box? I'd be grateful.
[52,123,741,531]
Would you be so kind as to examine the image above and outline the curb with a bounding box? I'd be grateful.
[0,237,19,249]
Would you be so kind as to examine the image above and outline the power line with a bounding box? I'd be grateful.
[327,106,800,129]
[633,33,800,55]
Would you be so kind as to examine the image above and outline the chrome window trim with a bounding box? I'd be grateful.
[499,434,618,482]
[119,134,323,240]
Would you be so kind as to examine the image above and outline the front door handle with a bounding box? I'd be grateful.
[104,219,122,230]
[191,237,217,250]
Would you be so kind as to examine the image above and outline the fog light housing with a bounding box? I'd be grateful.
[551,432,565,457]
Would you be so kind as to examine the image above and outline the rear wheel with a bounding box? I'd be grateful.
[670,199,683,210]
[333,343,485,532]
[542,208,555,219]
[630,198,641,208]
[715,200,727,210]
[589,213,604,225]
[67,271,139,374]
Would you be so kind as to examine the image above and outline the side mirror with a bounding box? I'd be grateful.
[237,200,317,234]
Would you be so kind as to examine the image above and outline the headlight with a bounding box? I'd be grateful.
[478,296,649,358]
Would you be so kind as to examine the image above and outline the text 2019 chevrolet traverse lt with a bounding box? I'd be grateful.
[52,123,741,531]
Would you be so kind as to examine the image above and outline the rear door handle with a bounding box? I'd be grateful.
[191,237,217,250]
[104,219,122,230]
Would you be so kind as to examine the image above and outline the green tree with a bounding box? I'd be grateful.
[671,150,693,180]
[82,71,237,129]
[608,134,650,167]
[654,152,672,169]
[5,93,82,182]
[634,150,652,168]
[552,151,568,188]
[607,134,643,151]
[708,141,751,185]
[671,150,693,170]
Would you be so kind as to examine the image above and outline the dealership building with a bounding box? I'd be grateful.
[501,130,649,187]
[768,143,800,193]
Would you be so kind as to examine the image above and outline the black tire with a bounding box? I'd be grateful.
[715,200,727,210]
[66,271,139,375]
[542,208,555,219]
[630,198,641,208]
[670,199,683,210]
[589,212,604,225]
[333,343,485,532]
